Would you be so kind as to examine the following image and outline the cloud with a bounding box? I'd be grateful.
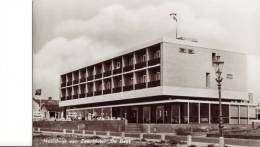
[33,0,260,101]
[33,36,118,98]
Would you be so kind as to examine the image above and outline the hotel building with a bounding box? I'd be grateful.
[59,38,257,124]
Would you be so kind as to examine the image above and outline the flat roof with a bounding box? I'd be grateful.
[60,37,247,75]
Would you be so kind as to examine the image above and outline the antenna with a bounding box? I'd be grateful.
[169,12,198,42]
[169,13,178,39]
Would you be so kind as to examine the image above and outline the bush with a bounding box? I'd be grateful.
[208,144,215,147]
[175,128,191,135]
[168,137,182,145]
[188,145,197,147]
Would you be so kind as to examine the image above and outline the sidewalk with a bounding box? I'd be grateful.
[33,128,260,147]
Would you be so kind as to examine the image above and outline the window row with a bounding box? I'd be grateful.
[61,44,161,87]
[61,69,160,101]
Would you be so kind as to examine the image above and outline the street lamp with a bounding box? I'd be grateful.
[213,55,224,137]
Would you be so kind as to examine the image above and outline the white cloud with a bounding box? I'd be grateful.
[33,0,260,101]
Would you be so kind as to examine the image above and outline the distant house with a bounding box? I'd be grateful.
[33,97,64,121]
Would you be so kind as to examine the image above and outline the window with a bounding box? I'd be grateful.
[188,49,195,54]
[130,77,133,85]
[154,50,160,59]
[206,72,210,88]
[212,53,216,61]
[141,54,146,63]
[106,81,111,89]
[116,62,121,69]
[155,72,160,81]
[227,74,233,79]
[141,75,146,83]
[129,57,133,66]
[179,48,186,53]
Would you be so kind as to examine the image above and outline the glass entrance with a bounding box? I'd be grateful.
[128,107,138,123]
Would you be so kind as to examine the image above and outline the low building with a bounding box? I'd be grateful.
[33,97,64,121]
[59,38,257,125]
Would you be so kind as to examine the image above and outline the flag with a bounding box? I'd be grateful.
[35,89,41,95]
[170,13,177,21]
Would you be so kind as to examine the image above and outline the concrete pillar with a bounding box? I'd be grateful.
[198,103,200,124]
[107,131,110,137]
[147,124,151,134]
[187,135,192,146]
[238,105,240,124]
[140,133,143,140]
[178,105,181,124]
[72,130,74,134]
[93,130,96,135]
[63,129,66,134]
[161,134,165,141]
[219,137,224,147]
[247,105,250,125]
[82,130,85,135]
[38,128,41,132]
[121,132,125,138]
[209,104,211,124]
[187,102,190,124]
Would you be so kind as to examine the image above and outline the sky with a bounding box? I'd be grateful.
[33,0,260,102]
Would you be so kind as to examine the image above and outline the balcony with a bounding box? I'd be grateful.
[87,75,94,81]
[103,89,111,94]
[73,79,79,84]
[61,83,66,87]
[123,85,133,91]
[61,96,66,101]
[148,80,160,88]
[113,68,122,75]
[135,62,146,69]
[87,92,93,97]
[94,90,102,96]
[123,65,133,72]
[73,94,78,99]
[66,96,72,100]
[67,81,72,86]
[103,71,112,77]
[79,93,85,98]
[113,87,122,93]
[148,58,160,66]
[135,83,146,90]
[80,77,86,82]
[95,73,102,79]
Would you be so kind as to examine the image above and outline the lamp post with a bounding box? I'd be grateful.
[213,56,224,138]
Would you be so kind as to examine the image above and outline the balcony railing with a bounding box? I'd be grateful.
[113,68,122,75]
[80,77,86,82]
[103,71,112,77]
[123,85,133,91]
[61,83,66,87]
[61,96,66,101]
[87,75,94,81]
[94,90,102,96]
[87,92,93,97]
[148,58,160,66]
[79,93,85,98]
[135,62,146,69]
[135,83,146,90]
[67,81,72,86]
[95,73,102,79]
[123,65,133,72]
[103,89,111,94]
[66,96,72,100]
[148,80,160,88]
[113,87,122,93]
[73,79,79,84]
[73,94,78,99]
